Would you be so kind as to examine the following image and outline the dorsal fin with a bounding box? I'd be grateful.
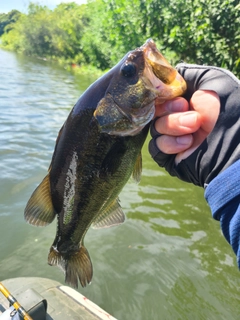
[92,198,125,229]
[24,174,56,226]
[132,152,142,183]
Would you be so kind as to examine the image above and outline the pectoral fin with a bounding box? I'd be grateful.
[132,152,142,183]
[24,174,56,226]
[92,198,125,229]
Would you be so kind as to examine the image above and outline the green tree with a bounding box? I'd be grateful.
[161,0,240,74]
[1,2,88,63]
[21,3,53,56]
[50,2,87,62]
[0,10,21,36]
[1,0,240,76]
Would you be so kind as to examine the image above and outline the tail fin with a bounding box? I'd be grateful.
[48,246,93,288]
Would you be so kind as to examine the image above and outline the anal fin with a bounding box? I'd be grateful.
[92,198,125,229]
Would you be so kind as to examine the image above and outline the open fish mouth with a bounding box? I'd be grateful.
[142,38,187,103]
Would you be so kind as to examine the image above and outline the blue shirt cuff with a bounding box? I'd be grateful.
[204,159,240,220]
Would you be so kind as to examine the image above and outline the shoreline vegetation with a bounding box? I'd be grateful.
[0,0,240,77]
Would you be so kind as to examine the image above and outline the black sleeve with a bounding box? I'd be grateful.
[148,63,240,187]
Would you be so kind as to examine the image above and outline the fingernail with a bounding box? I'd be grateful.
[176,136,192,145]
[179,113,197,127]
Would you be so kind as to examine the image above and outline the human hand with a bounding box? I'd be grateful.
[153,90,220,164]
[149,63,240,187]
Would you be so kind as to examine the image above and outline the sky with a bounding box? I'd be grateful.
[0,0,87,14]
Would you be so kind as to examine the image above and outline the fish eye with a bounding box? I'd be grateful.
[121,62,137,77]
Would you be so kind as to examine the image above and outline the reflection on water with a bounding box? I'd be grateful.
[0,49,240,320]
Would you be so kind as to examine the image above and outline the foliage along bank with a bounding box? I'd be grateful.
[0,0,240,77]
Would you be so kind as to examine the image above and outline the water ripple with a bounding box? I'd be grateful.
[0,49,240,320]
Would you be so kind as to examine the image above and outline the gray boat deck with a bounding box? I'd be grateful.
[0,277,117,320]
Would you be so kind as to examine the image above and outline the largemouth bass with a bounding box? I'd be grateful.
[24,39,186,288]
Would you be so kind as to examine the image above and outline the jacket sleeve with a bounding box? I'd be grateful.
[205,159,240,266]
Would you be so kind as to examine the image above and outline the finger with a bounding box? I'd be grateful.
[174,127,210,164]
[190,90,220,133]
[154,111,201,136]
[155,96,189,117]
[156,134,193,154]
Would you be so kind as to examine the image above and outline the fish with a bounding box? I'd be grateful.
[24,39,186,288]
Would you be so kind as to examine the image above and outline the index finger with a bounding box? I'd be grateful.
[154,96,189,117]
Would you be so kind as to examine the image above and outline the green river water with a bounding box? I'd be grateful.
[0,49,239,320]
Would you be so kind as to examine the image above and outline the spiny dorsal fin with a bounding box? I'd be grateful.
[24,174,56,226]
[132,152,142,183]
[92,198,125,229]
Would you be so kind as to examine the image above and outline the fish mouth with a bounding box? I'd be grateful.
[94,39,186,137]
[142,39,186,103]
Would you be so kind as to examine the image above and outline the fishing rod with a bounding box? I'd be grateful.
[0,282,33,320]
